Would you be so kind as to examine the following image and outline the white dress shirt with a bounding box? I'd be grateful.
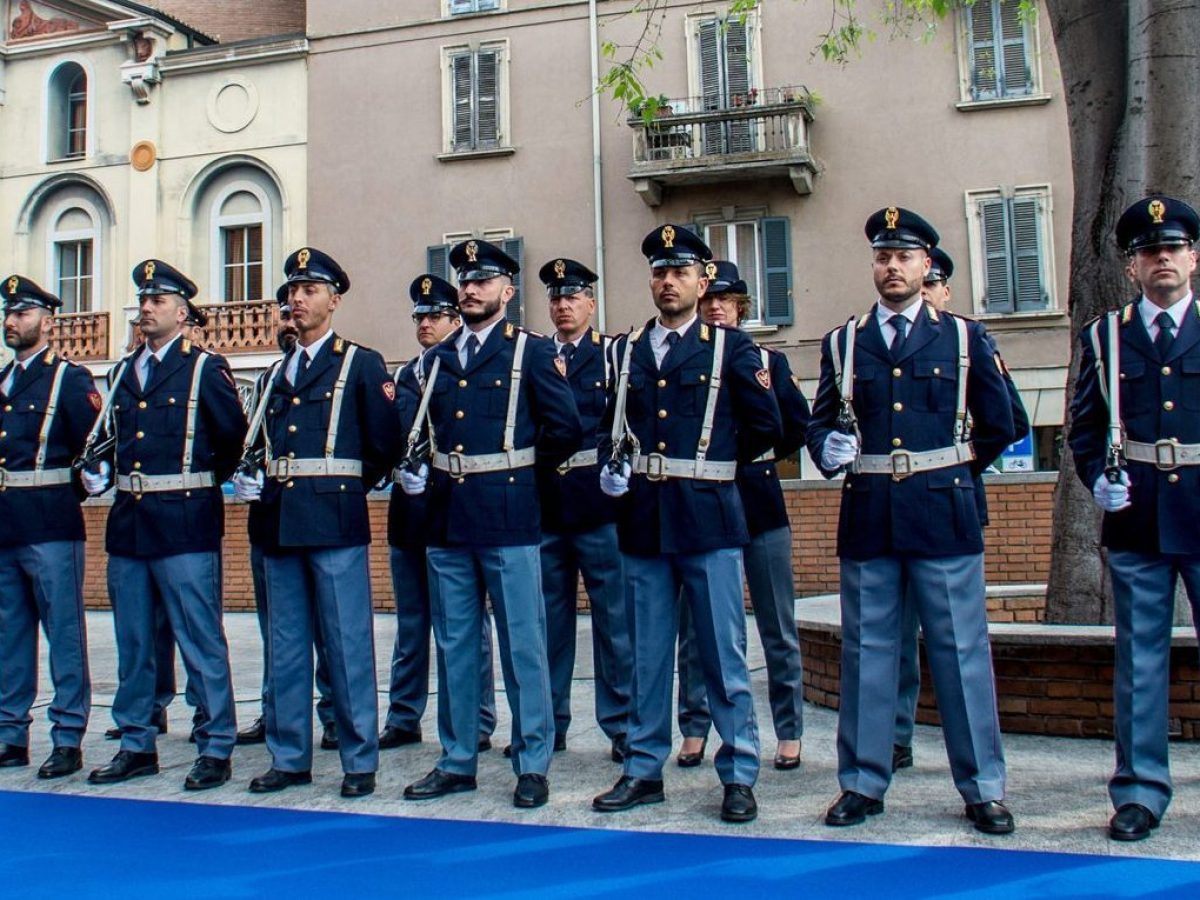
[649,315,697,368]
[285,328,334,384]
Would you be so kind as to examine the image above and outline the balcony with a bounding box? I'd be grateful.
[124,299,280,355]
[52,311,109,362]
[627,86,817,207]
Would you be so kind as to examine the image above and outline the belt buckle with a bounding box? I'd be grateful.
[447,451,465,478]
[556,458,572,475]
[1155,439,1179,471]
[645,452,667,482]
[889,449,914,481]
[273,456,292,483]
[128,471,145,498]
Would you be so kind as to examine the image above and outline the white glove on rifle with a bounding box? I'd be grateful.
[599,461,631,498]
[821,432,859,469]
[81,461,111,496]
[232,470,264,503]
[400,463,428,496]
[1092,471,1131,513]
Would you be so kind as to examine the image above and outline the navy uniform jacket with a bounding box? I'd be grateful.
[0,351,99,547]
[105,339,247,558]
[253,333,402,552]
[412,323,583,548]
[737,344,810,537]
[806,303,1016,561]
[598,319,783,557]
[387,356,428,549]
[535,328,619,535]
[974,330,1031,525]
[1069,298,1200,556]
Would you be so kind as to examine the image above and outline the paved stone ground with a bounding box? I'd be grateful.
[4,611,1200,862]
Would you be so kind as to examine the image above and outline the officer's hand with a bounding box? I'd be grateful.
[81,461,111,496]
[232,470,264,503]
[821,432,859,469]
[599,461,631,498]
[1093,471,1131,512]
[399,463,428,496]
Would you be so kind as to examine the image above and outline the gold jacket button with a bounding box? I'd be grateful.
[699,374,707,383]
[167,397,176,405]
[658,409,668,419]
[459,380,468,388]
[892,402,903,412]
[286,480,295,488]
[1162,366,1172,376]
[133,461,142,470]
[292,397,301,405]
[657,379,666,388]
[1168,473,1180,484]
[454,444,464,452]
[455,410,465,419]
[288,424,297,433]
[340,484,346,491]
[933,367,941,376]
[138,400,147,409]
[324,392,332,399]
[657,442,666,451]
[892,368,901,378]
[1164,400,1175,411]
[456,477,465,485]
[185,491,192,498]
[892,437,902,447]
[2,405,10,412]
[0,431,5,439]
[136,430,145,439]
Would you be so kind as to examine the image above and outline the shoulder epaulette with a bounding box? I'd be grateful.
[699,323,711,342]
[856,313,871,330]
[591,330,601,345]
[1121,303,1134,325]
[333,337,346,355]
[180,339,193,355]
[628,326,645,343]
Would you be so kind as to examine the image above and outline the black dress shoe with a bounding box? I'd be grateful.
[38,746,82,779]
[88,750,159,784]
[379,726,422,749]
[721,784,758,823]
[1108,803,1158,842]
[774,745,802,771]
[554,732,567,752]
[824,791,884,826]
[320,722,339,750]
[676,738,707,768]
[248,768,312,793]
[236,718,267,745]
[966,800,1015,835]
[513,773,549,808]
[104,726,122,741]
[404,769,477,800]
[892,744,914,772]
[341,772,376,798]
[185,756,232,791]
[593,775,665,812]
[0,743,30,767]
[477,736,492,752]
[610,734,628,763]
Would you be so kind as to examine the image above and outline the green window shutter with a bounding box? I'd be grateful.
[997,0,1032,96]
[426,244,451,282]
[980,198,1014,313]
[450,52,474,149]
[1010,196,1047,311]
[724,18,753,153]
[476,49,500,147]
[503,237,523,325]
[967,2,999,101]
[760,216,793,325]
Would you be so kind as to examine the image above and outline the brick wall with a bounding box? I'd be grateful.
[144,0,305,42]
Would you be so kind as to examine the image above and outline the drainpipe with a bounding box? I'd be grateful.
[588,0,606,331]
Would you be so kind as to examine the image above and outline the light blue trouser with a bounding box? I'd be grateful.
[540,524,631,741]
[386,544,496,736]
[263,547,378,774]
[624,548,760,787]
[1108,550,1200,819]
[677,526,803,742]
[0,542,89,748]
[838,553,1005,804]
[893,586,921,748]
[427,544,553,777]
[109,552,235,758]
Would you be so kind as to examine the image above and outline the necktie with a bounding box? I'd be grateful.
[1155,311,1175,358]
[889,315,908,358]
[8,363,28,396]
[301,350,312,375]
[661,331,680,369]
[144,354,159,390]
[465,334,480,368]
[559,343,576,366]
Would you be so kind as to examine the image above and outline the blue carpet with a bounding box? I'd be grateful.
[2,790,1198,899]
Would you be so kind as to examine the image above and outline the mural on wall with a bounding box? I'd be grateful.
[8,1,91,40]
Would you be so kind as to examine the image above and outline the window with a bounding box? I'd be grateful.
[427,232,524,325]
[48,204,100,314]
[697,216,792,326]
[690,14,760,154]
[47,61,89,160]
[208,182,271,302]
[222,224,263,302]
[961,0,1039,103]
[966,187,1054,315]
[444,43,508,153]
[447,0,499,14]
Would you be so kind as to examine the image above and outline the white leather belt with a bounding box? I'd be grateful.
[854,444,975,480]
[116,471,216,495]
[0,467,73,488]
[432,447,536,477]
[556,448,599,474]
[631,453,737,482]
[266,458,363,481]
[1125,439,1200,470]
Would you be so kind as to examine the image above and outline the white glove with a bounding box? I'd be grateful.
[233,470,264,503]
[599,461,631,498]
[821,432,860,469]
[399,463,428,496]
[81,461,111,496]
[1093,471,1131,513]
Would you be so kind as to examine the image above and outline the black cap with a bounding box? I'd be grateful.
[925,247,954,283]
[409,274,459,314]
[184,306,209,328]
[538,258,598,298]
[132,259,205,324]
[865,207,939,251]
[2,275,61,312]
[704,260,747,295]
[274,282,289,305]
[1115,195,1200,253]
[449,239,519,282]
[641,224,712,268]
[284,247,351,294]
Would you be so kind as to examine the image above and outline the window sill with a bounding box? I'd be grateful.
[956,93,1052,112]
[48,154,87,164]
[743,323,780,336]
[973,309,1066,327]
[437,147,515,163]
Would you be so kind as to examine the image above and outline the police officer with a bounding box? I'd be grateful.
[0,276,99,777]
[234,248,401,799]
[534,257,631,762]
[84,260,246,790]
[380,274,497,752]
[1069,195,1200,841]
[807,208,1016,834]
[674,260,810,772]
[237,284,339,750]
[399,239,582,809]
[592,226,781,824]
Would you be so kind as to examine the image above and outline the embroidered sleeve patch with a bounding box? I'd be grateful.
[88,391,102,411]
[553,357,567,377]
[382,381,397,402]
[755,369,772,390]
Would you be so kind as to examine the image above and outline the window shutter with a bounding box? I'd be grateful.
[980,199,1014,313]
[760,216,793,325]
[449,0,474,14]
[477,0,499,10]
[451,53,474,149]
[967,2,999,101]
[1010,196,1046,310]
[997,0,1032,96]
[503,236,523,325]
[475,49,500,147]
[697,18,724,155]
[427,244,452,282]
[724,19,753,153]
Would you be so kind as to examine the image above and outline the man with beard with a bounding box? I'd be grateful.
[379,273,497,753]
[807,208,1015,835]
[83,260,246,790]
[0,276,100,777]
[399,239,581,809]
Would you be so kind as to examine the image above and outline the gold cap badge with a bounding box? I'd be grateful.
[554,259,566,279]
[421,277,432,296]
[6,276,17,296]
[1148,199,1166,225]
[705,262,717,279]
[297,248,310,269]
[466,241,478,263]
[143,260,156,281]
[885,207,900,230]
[662,225,676,249]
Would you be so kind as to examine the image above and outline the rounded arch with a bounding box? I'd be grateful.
[43,55,95,161]
[15,172,116,236]
[180,154,289,221]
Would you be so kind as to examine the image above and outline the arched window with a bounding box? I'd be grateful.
[47,62,88,161]
[190,164,281,303]
[215,188,265,302]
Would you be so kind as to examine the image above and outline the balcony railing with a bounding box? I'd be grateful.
[52,311,109,361]
[627,85,818,206]
[123,299,280,355]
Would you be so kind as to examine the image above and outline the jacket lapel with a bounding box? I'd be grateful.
[1122,303,1158,364]
[1164,299,1200,364]
[465,323,506,374]
[292,334,338,394]
[894,306,938,364]
[854,310,891,365]
[141,341,187,398]
[657,320,706,378]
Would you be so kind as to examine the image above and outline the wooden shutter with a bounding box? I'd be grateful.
[427,244,452,282]
[503,237,523,325]
[760,217,793,325]
[475,49,500,147]
[967,2,999,101]
[980,198,1014,313]
[1010,196,1046,310]
[724,19,753,153]
[997,0,1032,96]
[450,52,474,149]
